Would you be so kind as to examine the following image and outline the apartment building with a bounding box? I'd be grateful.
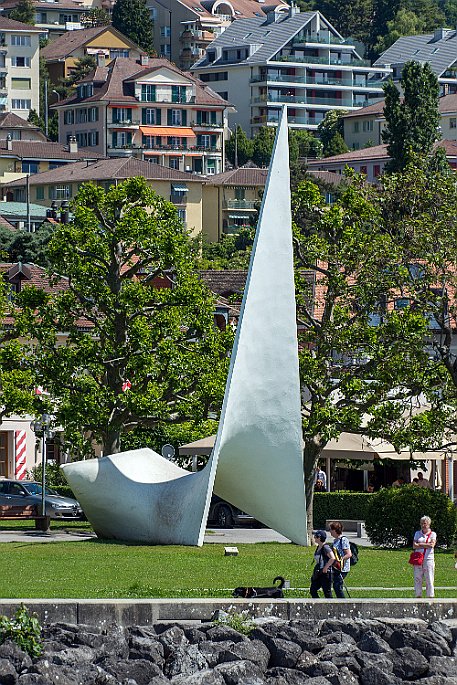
[1,157,207,236]
[192,8,390,135]
[53,55,230,174]
[147,0,287,70]
[0,0,86,39]
[0,17,42,120]
[344,94,457,150]
[374,28,457,95]
[41,25,144,88]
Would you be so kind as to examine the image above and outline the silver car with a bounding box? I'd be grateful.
[0,480,83,519]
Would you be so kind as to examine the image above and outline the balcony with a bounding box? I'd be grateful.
[274,55,372,66]
[258,95,350,107]
[223,199,258,210]
[139,95,196,104]
[108,119,140,127]
[190,120,222,128]
[142,144,222,153]
[292,33,348,45]
[252,113,323,127]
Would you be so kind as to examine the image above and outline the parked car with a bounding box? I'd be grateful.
[208,495,260,528]
[0,480,83,519]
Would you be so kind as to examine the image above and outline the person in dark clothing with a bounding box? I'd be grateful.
[310,530,335,598]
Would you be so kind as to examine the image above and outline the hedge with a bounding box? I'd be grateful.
[50,485,77,500]
[313,492,372,528]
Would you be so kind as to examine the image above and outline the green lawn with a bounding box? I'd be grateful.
[0,531,455,599]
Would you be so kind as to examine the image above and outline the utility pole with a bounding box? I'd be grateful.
[44,79,49,137]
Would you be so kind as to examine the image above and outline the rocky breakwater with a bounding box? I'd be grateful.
[0,616,456,685]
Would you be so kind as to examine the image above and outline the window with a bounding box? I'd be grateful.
[22,161,39,174]
[36,12,47,22]
[36,186,44,200]
[177,208,186,223]
[112,107,132,123]
[197,134,211,148]
[171,85,186,103]
[353,121,359,133]
[11,35,31,46]
[167,136,182,147]
[110,48,129,59]
[169,157,180,169]
[64,110,74,124]
[89,107,98,122]
[207,158,216,174]
[216,91,228,100]
[142,108,157,124]
[11,99,31,109]
[170,109,182,125]
[199,72,228,82]
[161,44,171,57]
[160,25,171,36]
[11,78,31,89]
[141,84,156,102]
[59,13,79,23]
[112,131,132,147]
[142,135,154,148]
[12,56,31,67]
[373,164,381,177]
[450,117,457,129]
[50,185,72,200]
[235,187,245,200]
[362,120,373,132]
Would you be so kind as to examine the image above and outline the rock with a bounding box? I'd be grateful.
[327,666,359,685]
[295,650,319,671]
[429,656,457,677]
[357,631,391,654]
[184,628,208,644]
[264,667,310,684]
[16,676,50,684]
[205,626,248,644]
[277,626,325,651]
[170,668,225,684]
[390,646,429,679]
[164,644,208,678]
[267,638,302,668]
[0,642,32,673]
[416,678,457,685]
[304,661,339,679]
[360,665,402,685]
[51,645,95,666]
[128,635,165,665]
[214,659,264,684]
[324,632,356,646]
[428,622,454,646]
[329,655,361,675]
[158,626,189,656]
[389,629,452,657]
[103,657,162,684]
[318,643,357,661]
[198,641,237,667]
[219,639,270,672]
[0,657,17,684]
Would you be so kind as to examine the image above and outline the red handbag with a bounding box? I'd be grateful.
[408,532,432,565]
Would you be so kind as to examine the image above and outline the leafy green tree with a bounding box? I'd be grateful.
[9,0,35,25]
[17,177,230,456]
[374,8,425,54]
[291,129,323,159]
[112,0,154,54]
[225,126,253,167]
[55,55,97,100]
[317,110,349,157]
[252,126,276,167]
[81,7,111,27]
[195,227,255,270]
[317,0,373,44]
[382,61,441,172]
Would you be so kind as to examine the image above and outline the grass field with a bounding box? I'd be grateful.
[0,521,455,599]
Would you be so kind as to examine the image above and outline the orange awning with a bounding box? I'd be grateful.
[140,126,195,137]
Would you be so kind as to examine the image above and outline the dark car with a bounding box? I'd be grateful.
[0,480,83,519]
[208,495,259,528]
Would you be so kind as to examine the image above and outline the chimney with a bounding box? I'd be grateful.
[6,133,12,151]
[140,53,149,66]
[68,135,78,153]
[432,27,447,42]
[97,51,106,68]
[288,1,299,17]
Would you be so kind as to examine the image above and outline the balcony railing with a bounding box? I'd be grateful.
[251,73,384,86]
[108,119,140,127]
[139,95,196,103]
[255,95,350,106]
[223,199,258,209]
[274,55,372,66]
[142,144,222,152]
[252,114,324,126]
[292,33,350,45]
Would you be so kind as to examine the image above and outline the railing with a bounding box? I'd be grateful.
[139,96,196,103]
[260,95,350,106]
[251,73,384,85]
[274,55,372,66]
[292,34,346,45]
[108,119,140,126]
[225,223,251,233]
[223,199,257,209]
[142,144,222,152]
[251,114,323,126]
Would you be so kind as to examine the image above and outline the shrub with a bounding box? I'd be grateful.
[215,610,254,636]
[0,604,42,657]
[365,485,457,547]
[313,492,372,528]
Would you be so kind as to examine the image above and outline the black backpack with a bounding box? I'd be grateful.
[349,542,359,566]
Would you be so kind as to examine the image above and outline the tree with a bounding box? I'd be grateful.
[382,61,441,172]
[18,178,230,456]
[252,126,276,167]
[0,223,53,267]
[112,0,154,54]
[316,0,373,45]
[292,129,323,160]
[55,55,97,100]
[81,7,111,27]
[9,0,35,24]
[225,126,253,167]
[374,8,425,54]
[317,110,349,157]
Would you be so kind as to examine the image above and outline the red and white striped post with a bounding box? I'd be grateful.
[15,430,27,480]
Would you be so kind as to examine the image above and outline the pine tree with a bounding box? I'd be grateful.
[382,61,441,172]
[9,0,35,24]
[112,0,154,54]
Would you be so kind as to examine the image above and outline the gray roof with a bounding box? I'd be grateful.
[192,10,355,69]
[374,31,457,77]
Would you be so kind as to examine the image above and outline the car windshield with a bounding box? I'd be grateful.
[23,483,59,496]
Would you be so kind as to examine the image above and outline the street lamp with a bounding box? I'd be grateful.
[31,413,54,517]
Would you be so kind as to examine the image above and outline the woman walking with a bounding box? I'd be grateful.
[413,515,437,598]
[310,530,335,598]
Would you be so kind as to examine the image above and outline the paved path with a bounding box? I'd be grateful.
[0,528,373,546]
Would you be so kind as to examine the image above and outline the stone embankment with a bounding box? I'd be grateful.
[1,616,457,685]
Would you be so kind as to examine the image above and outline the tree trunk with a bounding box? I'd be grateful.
[104,430,121,456]
[303,439,323,544]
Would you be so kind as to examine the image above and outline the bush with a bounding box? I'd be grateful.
[313,492,372,528]
[0,604,42,657]
[365,485,457,547]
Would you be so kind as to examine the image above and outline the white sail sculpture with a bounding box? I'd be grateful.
[62,107,307,546]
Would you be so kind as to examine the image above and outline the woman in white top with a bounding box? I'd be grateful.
[413,515,437,598]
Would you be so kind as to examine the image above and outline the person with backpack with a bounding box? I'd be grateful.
[310,530,335,598]
[329,521,352,598]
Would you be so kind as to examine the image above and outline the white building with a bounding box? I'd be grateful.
[0,17,43,120]
[192,8,391,135]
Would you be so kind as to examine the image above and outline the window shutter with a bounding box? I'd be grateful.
[211,110,216,124]
[197,111,202,125]
[112,132,117,147]
[181,109,187,125]
[167,109,172,125]
[127,132,132,145]
[142,109,147,124]
[156,108,161,124]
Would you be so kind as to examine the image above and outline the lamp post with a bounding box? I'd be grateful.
[31,413,53,517]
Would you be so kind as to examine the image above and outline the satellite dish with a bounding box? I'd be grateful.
[161,443,175,461]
